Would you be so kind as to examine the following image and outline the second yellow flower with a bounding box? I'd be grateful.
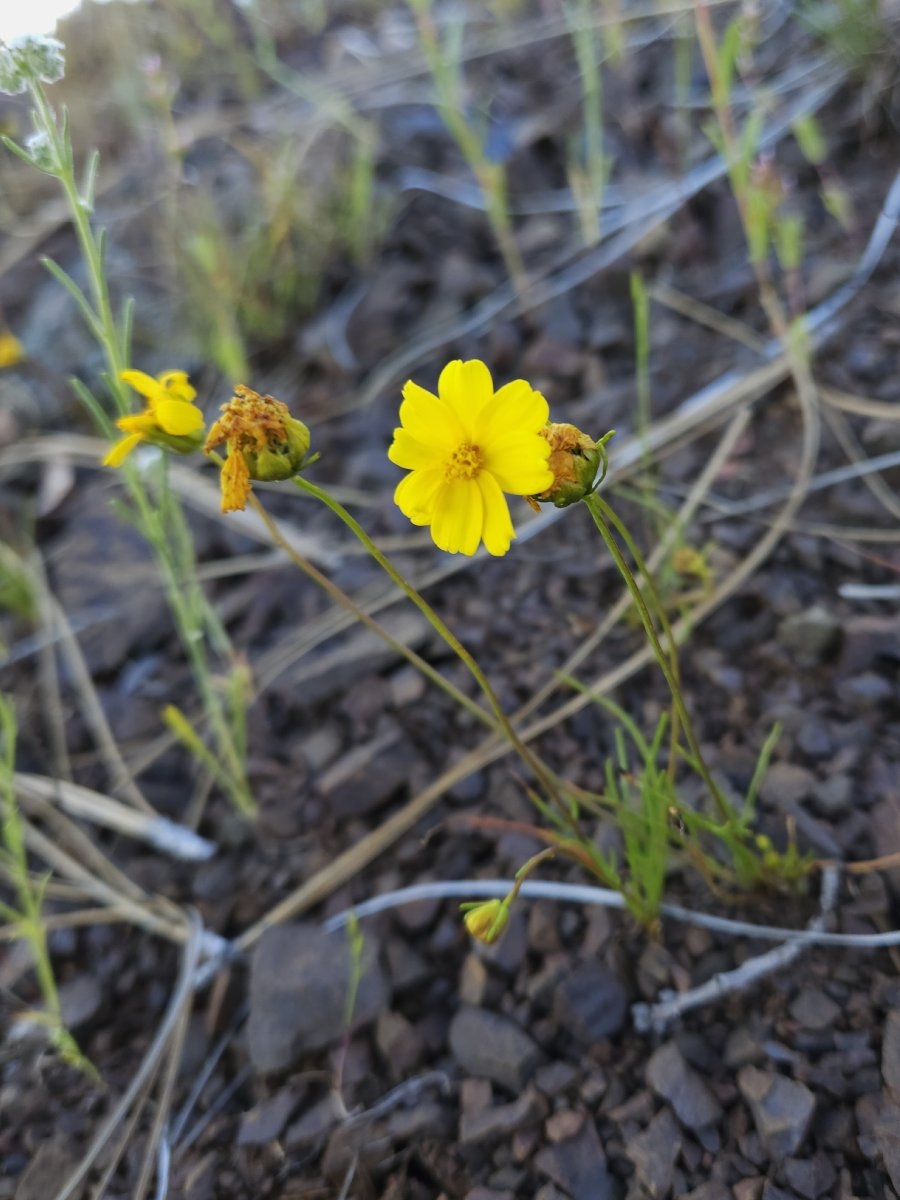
[389,359,553,556]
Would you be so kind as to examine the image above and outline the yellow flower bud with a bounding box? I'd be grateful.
[461,899,510,944]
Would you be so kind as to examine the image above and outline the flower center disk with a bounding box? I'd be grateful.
[445,441,483,481]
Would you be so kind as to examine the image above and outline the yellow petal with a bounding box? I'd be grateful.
[158,370,197,403]
[437,359,493,432]
[102,432,144,467]
[431,478,484,555]
[121,369,165,405]
[474,379,549,446]
[155,395,204,436]
[399,379,465,449]
[116,411,157,434]
[220,451,251,512]
[477,472,515,556]
[483,433,553,494]
[394,467,444,524]
[388,428,444,472]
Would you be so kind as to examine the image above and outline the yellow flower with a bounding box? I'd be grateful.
[461,899,510,944]
[389,359,554,556]
[0,329,25,368]
[103,369,205,467]
[204,385,312,512]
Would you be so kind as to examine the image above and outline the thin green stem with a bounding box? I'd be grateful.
[584,493,735,824]
[597,495,683,781]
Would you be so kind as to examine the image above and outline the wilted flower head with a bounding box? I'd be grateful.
[0,35,65,95]
[103,369,205,467]
[204,385,312,512]
[389,359,553,557]
[529,422,606,509]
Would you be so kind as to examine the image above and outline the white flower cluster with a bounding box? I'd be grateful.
[0,35,65,96]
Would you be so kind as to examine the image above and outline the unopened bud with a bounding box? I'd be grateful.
[461,899,510,944]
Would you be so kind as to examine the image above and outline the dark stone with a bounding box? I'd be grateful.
[874,1100,900,1193]
[789,988,840,1032]
[57,974,103,1030]
[882,1010,900,1097]
[12,1137,80,1200]
[318,727,424,819]
[248,923,389,1073]
[811,774,853,818]
[459,1087,547,1145]
[646,1042,723,1132]
[449,1007,543,1093]
[553,960,628,1044]
[738,1067,816,1160]
[776,606,841,667]
[534,1115,619,1200]
[238,1089,302,1146]
[625,1106,682,1198]
[760,1186,799,1200]
[375,1010,425,1079]
[533,1060,579,1098]
[841,672,893,709]
[838,614,900,675]
[796,719,833,760]
[759,763,815,809]
[682,1186,730,1200]
[782,1153,837,1199]
[284,1095,342,1150]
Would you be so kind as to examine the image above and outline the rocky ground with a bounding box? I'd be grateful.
[2,2,900,1198]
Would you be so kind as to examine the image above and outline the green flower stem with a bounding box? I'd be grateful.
[28,83,127,409]
[584,492,735,825]
[509,844,559,899]
[25,79,252,816]
[594,494,684,780]
[292,476,568,816]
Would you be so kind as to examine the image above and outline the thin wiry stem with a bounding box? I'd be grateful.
[292,475,571,822]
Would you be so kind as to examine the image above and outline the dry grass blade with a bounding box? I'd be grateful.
[823,386,900,421]
[4,542,150,811]
[15,773,215,861]
[649,281,769,353]
[51,914,203,1200]
[822,403,900,522]
[133,997,194,1200]
[21,818,187,945]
